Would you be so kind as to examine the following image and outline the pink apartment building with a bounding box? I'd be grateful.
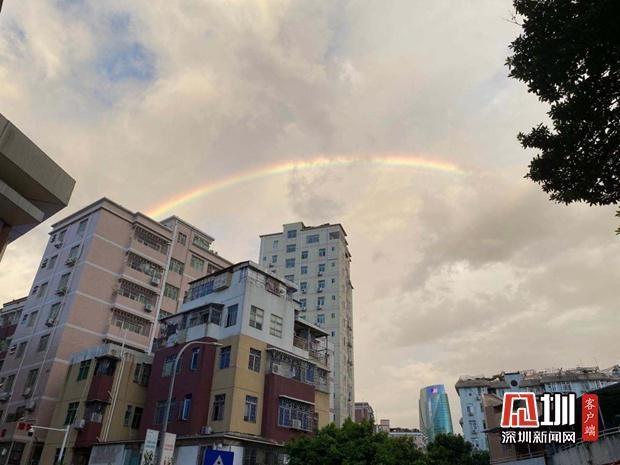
[0,198,230,465]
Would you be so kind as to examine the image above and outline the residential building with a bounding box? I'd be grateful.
[259,222,354,425]
[388,427,427,449]
[126,261,331,463]
[419,384,453,443]
[0,298,26,373]
[455,366,620,451]
[0,113,75,261]
[0,198,230,465]
[354,402,375,424]
[39,345,152,465]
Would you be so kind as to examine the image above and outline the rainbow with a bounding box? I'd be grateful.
[146,154,465,218]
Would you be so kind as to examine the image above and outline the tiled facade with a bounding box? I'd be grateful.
[259,222,354,425]
[0,198,230,465]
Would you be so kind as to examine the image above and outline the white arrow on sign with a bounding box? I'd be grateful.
[213,456,225,465]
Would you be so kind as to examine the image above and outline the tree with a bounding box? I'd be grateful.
[424,434,490,465]
[506,0,619,216]
[285,420,424,465]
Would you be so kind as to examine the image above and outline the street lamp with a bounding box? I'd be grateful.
[158,340,222,461]
[29,424,70,465]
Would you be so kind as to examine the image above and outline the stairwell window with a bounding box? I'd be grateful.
[190,348,200,371]
[64,402,79,425]
[212,394,225,421]
[249,306,264,330]
[244,395,258,423]
[37,334,50,352]
[77,219,88,236]
[164,283,179,301]
[225,304,238,327]
[181,394,192,420]
[77,360,91,381]
[16,342,27,358]
[131,407,143,429]
[248,349,261,372]
[219,346,231,369]
[270,315,283,338]
[124,405,133,426]
[177,232,187,246]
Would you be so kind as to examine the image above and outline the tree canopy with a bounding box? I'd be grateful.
[507,0,619,208]
[285,420,489,465]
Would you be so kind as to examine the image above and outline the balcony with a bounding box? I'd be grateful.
[112,279,158,316]
[293,320,329,367]
[128,227,169,262]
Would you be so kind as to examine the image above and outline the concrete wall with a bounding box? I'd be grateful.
[548,434,620,465]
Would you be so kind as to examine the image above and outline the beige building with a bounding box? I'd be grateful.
[259,222,354,425]
[0,198,230,465]
[0,113,75,261]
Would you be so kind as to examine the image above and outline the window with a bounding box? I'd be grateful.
[249,306,264,330]
[306,234,319,244]
[64,402,79,425]
[318,280,325,290]
[163,356,177,377]
[317,314,325,325]
[301,266,308,275]
[181,394,192,420]
[58,273,70,291]
[190,255,205,272]
[27,311,38,327]
[192,234,211,252]
[154,401,166,425]
[169,259,184,274]
[225,304,238,327]
[190,348,200,371]
[219,346,231,369]
[248,349,261,372]
[270,315,283,338]
[287,230,297,239]
[212,394,225,421]
[38,282,48,298]
[300,282,307,291]
[278,398,313,431]
[318,263,326,273]
[4,375,15,392]
[271,255,278,264]
[15,342,27,358]
[133,363,151,386]
[317,296,325,306]
[331,313,336,319]
[164,284,179,301]
[49,303,61,323]
[273,240,279,249]
[286,244,296,253]
[244,396,258,422]
[329,231,340,240]
[131,407,143,429]
[37,334,50,352]
[299,298,306,309]
[57,229,67,243]
[285,258,295,268]
[77,360,91,381]
[284,274,294,281]
[77,219,88,236]
[48,255,58,269]
[318,248,326,257]
[177,232,187,245]
[124,405,133,426]
[301,250,308,259]
[68,245,80,260]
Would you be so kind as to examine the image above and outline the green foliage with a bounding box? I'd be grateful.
[286,422,489,465]
[506,0,619,208]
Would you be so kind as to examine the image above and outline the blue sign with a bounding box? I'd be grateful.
[203,450,234,465]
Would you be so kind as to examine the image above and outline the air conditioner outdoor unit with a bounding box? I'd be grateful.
[292,419,302,430]
[144,303,154,312]
[54,241,63,249]
[24,400,36,411]
[301,289,307,294]
[65,257,76,266]
[73,419,86,430]
[41,259,48,268]
[272,363,281,374]
[316,306,323,311]
[45,318,56,327]
[317,272,323,276]
[8,345,16,355]
[317,288,323,293]
[150,276,161,286]
[56,287,67,296]
[22,387,32,398]
[0,392,9,401]
[200,426,212,435]
[269,263,275,268]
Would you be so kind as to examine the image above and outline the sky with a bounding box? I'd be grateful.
[1,0,618,431]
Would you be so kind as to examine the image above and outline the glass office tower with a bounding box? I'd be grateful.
[419,384,454,442]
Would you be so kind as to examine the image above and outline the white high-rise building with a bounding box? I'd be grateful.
[259,222,354,424]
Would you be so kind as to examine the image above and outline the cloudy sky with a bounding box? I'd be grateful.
[1,0,618,431]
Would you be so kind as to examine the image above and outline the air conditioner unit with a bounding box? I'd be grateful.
[144,303,154,312]
[54,241,63,249]
[301,289,307,294]
[268,263,275,268]
[8,345,16,355]
[0,392,10,401]
[73,419,86,430]
[316,306,323,311]
[23,387,32,398]
[56,286,67,296]
[317,288,323,293]
[317,272,323,277]
[200,426,212,435]
[272,363,281,374]
[45,318,56,327]
[65,257,76,266]
[24,400,36,411]
[150,276,161,286]
[292,419,302,430]
[41,259,48,268]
